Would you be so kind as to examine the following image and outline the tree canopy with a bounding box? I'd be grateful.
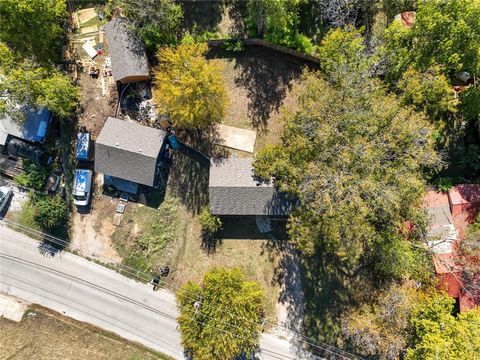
[176,268,265,360]
[253,66,441,274]
[120,0,183,52]
[0,0,67,63]
[153,43,227,129]
[406,293,480,360]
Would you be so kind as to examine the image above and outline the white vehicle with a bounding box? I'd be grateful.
[0,186,13,214]
[73,169,92,207]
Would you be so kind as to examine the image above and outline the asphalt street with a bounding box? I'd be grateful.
[0,225,304,359]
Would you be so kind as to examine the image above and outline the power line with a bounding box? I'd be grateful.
[1,220,361,360]
[0,250,298,360]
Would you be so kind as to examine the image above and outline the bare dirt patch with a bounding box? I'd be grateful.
[70,192,121,263]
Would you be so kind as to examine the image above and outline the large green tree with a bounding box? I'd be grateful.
[457,214,480,304]
[406,293,480,360]
[253,66,441,274]
[153,42,227,129]
[0,59,79,121]
[0,0,67,63]
[176,268,265,360]
[121,0,183,51]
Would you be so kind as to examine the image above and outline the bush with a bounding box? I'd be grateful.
[13,161,48,191]
[32,194,68,230]
[199,207,222,235]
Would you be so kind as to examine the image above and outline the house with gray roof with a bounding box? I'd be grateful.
[0,107,52,151]
[95,117,167,192]
[105,17,150,84]
[209,157,295,216]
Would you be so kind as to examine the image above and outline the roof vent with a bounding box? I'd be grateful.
[115,142,119,146]
[139,149,142,152]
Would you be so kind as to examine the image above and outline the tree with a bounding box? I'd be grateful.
[0,62,79,121]
[406,293,480,360]
[457,214,480,304]
[153,43,227,129]
[253,69,441,273]
[0,0,67,63]
[121,0,183,51]
[343,283,419,359]
[32,194,68,230]
[176,268,265,360]
[246,0,313,53]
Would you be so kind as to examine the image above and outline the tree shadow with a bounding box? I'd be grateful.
[179,0,226,34]
[167,127,229,214]
[224,0,248,37]
[201,232,223,254]
[208,45,313,130]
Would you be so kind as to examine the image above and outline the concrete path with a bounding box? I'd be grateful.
[0,225,305,359]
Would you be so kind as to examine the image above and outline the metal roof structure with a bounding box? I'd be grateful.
[105,17,150,84]
[0,107,52,146]
[95,117,166,186]
[208,157,295,216]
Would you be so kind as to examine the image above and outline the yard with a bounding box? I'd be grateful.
[0,305,167,359]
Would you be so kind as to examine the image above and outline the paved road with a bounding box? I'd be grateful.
[0,225,303,359]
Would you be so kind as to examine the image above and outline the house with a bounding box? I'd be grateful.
[0,107,52,151]
[424,189,479,312]
[208,157,295,216]
[95,117,167,193]
[105,17,150,84]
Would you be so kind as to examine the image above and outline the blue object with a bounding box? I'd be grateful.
[74,169,89,193]
[104,175,139,194]
[76,132,90,160]
[168,134,179,150]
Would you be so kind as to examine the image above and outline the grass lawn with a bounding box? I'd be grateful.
[111,196,286,323]
[0,305,169,360]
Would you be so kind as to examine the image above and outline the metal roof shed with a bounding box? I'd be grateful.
[208,157,295,216]
[95,117,166,187]
[105,17,150,84]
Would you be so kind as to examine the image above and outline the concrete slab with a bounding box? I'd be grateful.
[216,124,256,153]
[0,294,28,322]
[78,8,97,24]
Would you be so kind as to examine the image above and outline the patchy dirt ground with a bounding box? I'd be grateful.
[70,177,121,263]
[208,45,313,152]
[0,305,165,360]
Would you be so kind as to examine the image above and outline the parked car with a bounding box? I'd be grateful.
[0,186,13,215]
[76,132,93,161]
[7,138,52,165]
[73,169,93,207]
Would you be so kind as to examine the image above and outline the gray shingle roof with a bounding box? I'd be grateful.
[95,117,165,186]
[208,157,295,216]
[105,17,150,83]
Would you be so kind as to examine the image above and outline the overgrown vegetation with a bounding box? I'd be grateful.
[13,161,49,191]
[177,267,265,360]
[113,197,182,273]
[198,206,222,236]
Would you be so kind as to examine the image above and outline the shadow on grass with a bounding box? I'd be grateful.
[207,45,315,130]
[179,0,226,34]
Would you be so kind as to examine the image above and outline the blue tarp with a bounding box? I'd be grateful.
[27,107,51,142]
[168,134,179,150]
[76,132,90,160]
[104,175,139,194]
[74,169,90,193]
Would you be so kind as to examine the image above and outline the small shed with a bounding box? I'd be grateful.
[208,157,295,216]
[0,107,52,149]
[105,17,150,84]
[95,117,166,187]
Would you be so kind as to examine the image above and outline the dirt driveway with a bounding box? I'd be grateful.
[70,190,121,263]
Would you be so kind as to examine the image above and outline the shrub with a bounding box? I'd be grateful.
[13,161,48,191]
[199,206,222,235]
[33,194,67,230]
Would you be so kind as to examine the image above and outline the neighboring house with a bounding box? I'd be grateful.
[0,107,52,152]
[105,17,150,84]
[424,187,480,312]
[208,157,295,216]
[95,117,167,194]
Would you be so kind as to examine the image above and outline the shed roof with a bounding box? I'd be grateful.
[209,157,295,216]
[0,107,52,145]
[105,17,150,83]
[95,117,165,186]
